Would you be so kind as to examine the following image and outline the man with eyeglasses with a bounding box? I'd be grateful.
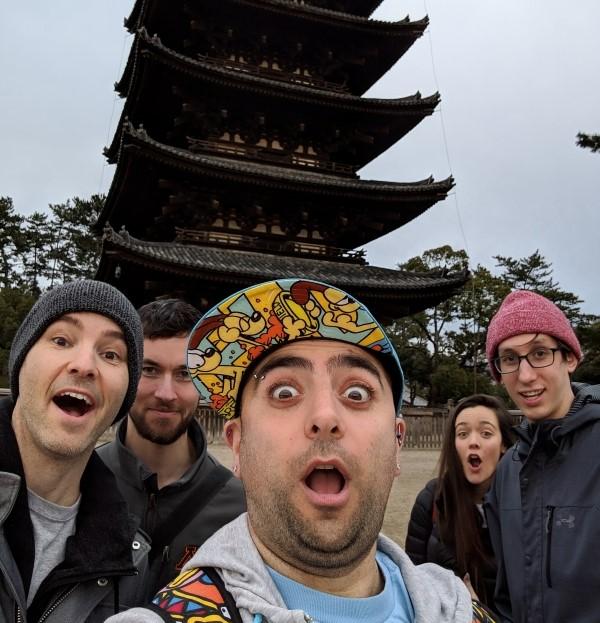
[484,290,600,623]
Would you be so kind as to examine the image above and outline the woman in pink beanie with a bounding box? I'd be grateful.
[483,289,600,623]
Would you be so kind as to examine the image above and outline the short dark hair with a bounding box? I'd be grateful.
[138,299,200,340]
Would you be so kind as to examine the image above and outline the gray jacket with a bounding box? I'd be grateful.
[485,383,600,622]
[97,418,245,598]
[0,397,151,623]
[106,513,474,623]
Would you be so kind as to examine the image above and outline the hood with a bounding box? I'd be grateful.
[513,382,600,461]
[184,514,472,623]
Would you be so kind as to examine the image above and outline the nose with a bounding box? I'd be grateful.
[154,375,178,403]
[468,433,481,448]
[305,387,344,441]
[517,357,537,383]
[67,345,97,379]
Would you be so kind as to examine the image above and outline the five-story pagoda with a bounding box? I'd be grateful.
[96,0,467,321]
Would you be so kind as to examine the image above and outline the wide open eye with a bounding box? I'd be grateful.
[103,350,122,362]
[271,384,300,400]
[51,336,69,347]
[342,384,372,403]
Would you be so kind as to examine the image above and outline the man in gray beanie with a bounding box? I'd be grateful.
[0,279,150,621]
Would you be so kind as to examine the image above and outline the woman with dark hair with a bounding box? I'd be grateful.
[405,394,515,609]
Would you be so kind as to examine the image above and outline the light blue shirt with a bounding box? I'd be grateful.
[267,551,415,623]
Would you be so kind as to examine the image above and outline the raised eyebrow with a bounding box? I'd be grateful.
[53,316,125,344]
[103,330,126,344]
[327,354,383,387]
[252,355,313,380]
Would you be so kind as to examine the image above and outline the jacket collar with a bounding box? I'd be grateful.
[0,397,140,613]
[113,416,208,492]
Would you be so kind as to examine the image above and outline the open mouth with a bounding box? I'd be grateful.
[468,455,482,468]
[53,391,93,417]
[305,465,346,495]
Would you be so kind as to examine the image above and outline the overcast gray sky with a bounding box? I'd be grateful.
[1,1,598,311]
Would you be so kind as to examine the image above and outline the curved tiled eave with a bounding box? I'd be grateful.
[119,0,428,95]
[107,31,438,161]
[98,125,453,242]
[110,124,453,199]
[126,0,421,34]
[98,228,468,319]
[117,30,438,113]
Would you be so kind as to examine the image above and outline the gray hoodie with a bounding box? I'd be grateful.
[106,513,473,623]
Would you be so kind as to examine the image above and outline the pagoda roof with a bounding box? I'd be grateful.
[108,30,438,166]
[99,123,453,244]
[125,0,383,26]
[98,225,469,321]
[117,29,436,111]
[123,3,427,95]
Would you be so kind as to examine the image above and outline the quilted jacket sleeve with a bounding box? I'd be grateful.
[405,478,437,565]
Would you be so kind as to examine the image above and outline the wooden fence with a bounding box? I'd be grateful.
[198,406,454,449]
[0,389,518,451]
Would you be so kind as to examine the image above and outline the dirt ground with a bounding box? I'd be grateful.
[208,443,440,547]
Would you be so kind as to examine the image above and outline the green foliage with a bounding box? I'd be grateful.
[392,246,589,406]
[573,316,600,384]
[0,197,25,289]
[576,132,600,153]
[0,288,36,386]
[494,251,583,323]
[46,195,102,283]
[0,194,104,388]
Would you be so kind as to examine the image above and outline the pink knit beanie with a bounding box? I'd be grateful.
[486,290,582,381]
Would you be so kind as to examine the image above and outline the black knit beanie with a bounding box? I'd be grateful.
[8,280,143,422]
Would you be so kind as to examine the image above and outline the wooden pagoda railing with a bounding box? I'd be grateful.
[174,227,368,263]
[187,138,357,176]
[198,54,349,93]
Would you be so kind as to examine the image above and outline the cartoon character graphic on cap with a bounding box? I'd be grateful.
[289,280,379,337]
[187,279,389,418]
[187,286,293,415]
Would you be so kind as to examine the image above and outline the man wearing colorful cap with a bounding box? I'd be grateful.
[108,279,495,623]
[0,280,150,621]
[484,290,600,622]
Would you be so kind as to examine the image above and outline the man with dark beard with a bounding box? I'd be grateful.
[106,280,496,623]
[98,299,245,598]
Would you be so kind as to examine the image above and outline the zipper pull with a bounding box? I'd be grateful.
[162,545,170,562]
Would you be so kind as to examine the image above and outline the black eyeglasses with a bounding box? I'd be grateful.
[493,347,562,375]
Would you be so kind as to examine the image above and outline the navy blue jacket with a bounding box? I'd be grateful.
[406,478,497,608]
[485,383,600,622]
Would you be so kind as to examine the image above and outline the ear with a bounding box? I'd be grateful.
[224,419,242,477]
[394,418,406,476]
[565,351,578,374]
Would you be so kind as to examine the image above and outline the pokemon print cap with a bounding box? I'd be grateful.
[187,278,404,419]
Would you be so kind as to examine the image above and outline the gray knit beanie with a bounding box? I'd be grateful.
[9,280,143,421]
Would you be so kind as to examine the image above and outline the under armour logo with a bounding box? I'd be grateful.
[555,515,575,529]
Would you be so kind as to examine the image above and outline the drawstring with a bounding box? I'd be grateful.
[113,578,120,614]
[549,424,563,446]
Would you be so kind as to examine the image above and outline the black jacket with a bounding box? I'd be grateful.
[98,417,246,598]
[406,478,497,608]
[0,397,150,622]
[485,383,600,623]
